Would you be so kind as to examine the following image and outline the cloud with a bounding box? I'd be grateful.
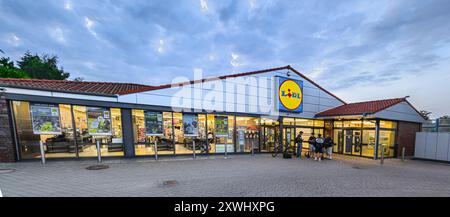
[0,0,449,116]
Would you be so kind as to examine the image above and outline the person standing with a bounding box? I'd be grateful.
[315,134,325,161]
[308,133,316,158]
[295,131,304,158]
[324,136,334,159]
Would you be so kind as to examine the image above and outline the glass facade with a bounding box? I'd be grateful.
[333,120,398,158]
[10,100,398,160]
[12,101,123,160]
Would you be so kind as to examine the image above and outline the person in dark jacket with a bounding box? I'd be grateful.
[324,136,334,159]
[295,131,304,158]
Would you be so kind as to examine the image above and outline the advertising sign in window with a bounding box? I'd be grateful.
[30,103,62,135]
[276,76,303,113]
[214,116,228,137]
[144,111,164,136]
[87,107,112,136]
[183,114,198,137]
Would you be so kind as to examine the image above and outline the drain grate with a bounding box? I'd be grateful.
[162,180,178,187]
[85,165,109,170]
[0,169,16,174]
[352,166,364,170]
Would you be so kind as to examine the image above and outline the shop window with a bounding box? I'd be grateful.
[132,109,154,156]
[73,106,124,157]
[333,121,343,128]
[343,120,362,128]
[380,121,397,129]
[378,130,396,158]
[158,112,174,155]
[363,120,376,128]
[13,101,76,159]
[236,116,259,153]
[296,128,313,150]
[261,117,278,126]
[283,118,295,126]
[361,130,376,157]
[295,118,314,126]
[314,120,324,127]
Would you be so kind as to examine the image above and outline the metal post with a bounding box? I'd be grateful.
[251,139,254,156]
[192,140,196,159]
[154,140,158,160]
[39,141,46,164]
[96,140,101,162]
[402,147,406,161]
[224,143,228,159]
[380,145,384,165]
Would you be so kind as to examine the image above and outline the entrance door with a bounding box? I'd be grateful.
[283,127,296,153]
[261,126,277,152]
[352,131,362,156]
[344,129,362,156]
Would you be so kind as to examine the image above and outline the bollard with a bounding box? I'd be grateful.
[380,145,384,165]
[192,140,196,159]
[154,140,158,160]
[402,147,406,161]
[39,141,46,164]
[251,140,254,156]
[224,144,228,159]
[96,140,101,162]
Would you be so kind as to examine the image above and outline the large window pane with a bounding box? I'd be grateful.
[132,109,155,156]
[236,116,259,153]
[361,130,376,157]
[13,101,76,159]
[380,121,397,129]
[295,118,314,126]
[343,120,362,128]
[378,130,396,158]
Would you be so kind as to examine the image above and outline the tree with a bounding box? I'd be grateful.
[0,57,31,78]
[16,51,69,80]
[419,110,432,120]
[73,77,85,82]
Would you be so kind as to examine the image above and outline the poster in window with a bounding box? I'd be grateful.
[87,107,112,135]
[30,103,62,135]
[215,116,228,137]
[144,111,163,136]
[183,114,198,137]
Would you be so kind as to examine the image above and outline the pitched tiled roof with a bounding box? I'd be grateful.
[0,78,156,96]
[0,66,345,104]
[316,98,408,117]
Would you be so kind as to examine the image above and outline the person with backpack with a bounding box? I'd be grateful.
[324,136,334,159]
[295,131,304,158]
[314,134,325,161]
[307,133,316,158]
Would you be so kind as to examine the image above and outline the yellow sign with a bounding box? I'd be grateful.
[278,79,303,111]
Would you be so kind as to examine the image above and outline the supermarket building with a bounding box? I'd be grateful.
[0,66,425,162]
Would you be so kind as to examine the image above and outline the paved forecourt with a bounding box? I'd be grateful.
[0,154,449,197]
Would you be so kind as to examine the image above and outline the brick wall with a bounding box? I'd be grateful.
[0,93,16,162]
[396,121,422,157]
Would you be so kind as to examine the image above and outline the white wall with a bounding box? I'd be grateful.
[374,101,425,123]
[118,69,344,118]
[415,132,450,162]
[1,87,118,102]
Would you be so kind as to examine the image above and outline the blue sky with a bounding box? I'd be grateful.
[1,0,449,117]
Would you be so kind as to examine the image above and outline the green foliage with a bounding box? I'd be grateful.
[0,57,31,78]
[419,110,432,120]
[0,51,70,80]
[17,51,69,80]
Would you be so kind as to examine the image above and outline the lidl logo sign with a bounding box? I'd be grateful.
[277,76,303,113]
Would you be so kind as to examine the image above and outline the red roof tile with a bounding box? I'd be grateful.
[316,98,407,117]
[0,78,156,96]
